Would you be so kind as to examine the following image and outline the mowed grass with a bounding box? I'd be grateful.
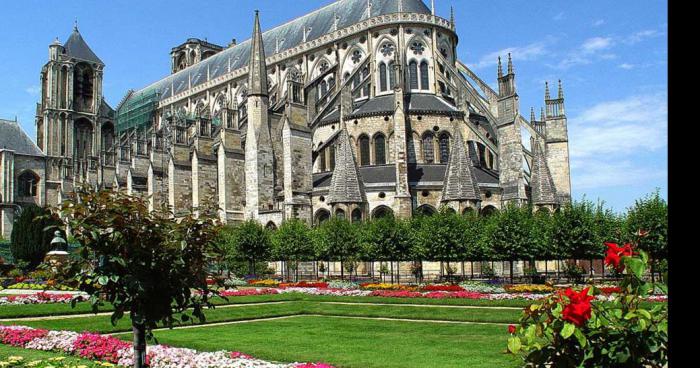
[0,344,94,363]
[1,301,520,333]
[147,315,521,368]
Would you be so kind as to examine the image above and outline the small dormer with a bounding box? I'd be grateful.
[170,38,224,74]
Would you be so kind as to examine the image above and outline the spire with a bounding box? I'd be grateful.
[441,129,481,202]
[248,10,268,97]
[327,128,366,204]
[63,25,103,64]
[450,6,455,28]
[530,107,536,122]
[431,0,435,15]
[497,56,503,78]
[530,140,558,205]
[557,79,564,99]
[544,81,550,100]
[540,107,545,121]
[507,53,514,74]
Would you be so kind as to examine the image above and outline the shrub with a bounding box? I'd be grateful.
[10,205,64,269]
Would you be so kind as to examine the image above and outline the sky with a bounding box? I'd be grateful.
[0,0,667,213]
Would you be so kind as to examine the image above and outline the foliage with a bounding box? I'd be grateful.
[218,220,272,276]
[551,200,598,261]
[413,208,469,264]
[272,219,314,263]
[10,205,64,269]
[359,216,411,262]
[562,262,586,284]
[624,190,668,280]
[508,242,668,367]
[314,218,359,270]
[481,204,533,262]
[55,188,223,367]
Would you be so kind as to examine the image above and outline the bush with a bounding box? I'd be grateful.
[10,205,64,269]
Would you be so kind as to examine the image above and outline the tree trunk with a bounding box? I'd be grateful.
[509,261,514,284]
[340,260,344,280]
[390,262,394,284]
[132,322,146,368]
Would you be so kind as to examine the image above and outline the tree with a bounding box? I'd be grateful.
[226,220,272,277]
[624,190,668,281]
[56,188,222,368]
[482,204,533,283]
[314,218,359,280]
[414,208,468,280]
[360,216,412,282]
[10,204,64,269]
[552,200,598,262]
[271,219,313,281]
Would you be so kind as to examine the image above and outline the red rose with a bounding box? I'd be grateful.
[508,324,517,334]
[561,287,594,327]
[604,242,635,271]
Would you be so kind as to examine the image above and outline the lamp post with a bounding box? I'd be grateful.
[44,231,69,265]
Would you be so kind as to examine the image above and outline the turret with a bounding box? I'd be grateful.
[543,80,571,203]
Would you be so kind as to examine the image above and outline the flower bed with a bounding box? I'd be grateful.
[219,288,279,297]
[0,356,105,367]
[0,325,335,368]
[420,284,465,292]
[247,279,280,287]
[359,283,417,291]
[0,292,83,306]
[279,281,329,289]
[7,282,76,291]
[459,281,506,294]
[503,284,554,293]
[326,281,359,290]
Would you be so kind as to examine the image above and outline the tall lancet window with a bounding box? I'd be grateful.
[379,62,388,92]
[359,135,370,166]
[439,133,450,163]
[408,61,419,90]
[420,61,430,90]
[422,132,434,163]
[374,134,386,165]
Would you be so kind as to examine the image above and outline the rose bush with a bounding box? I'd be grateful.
[507,241,668,367]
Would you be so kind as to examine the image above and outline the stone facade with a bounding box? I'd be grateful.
[1,0,572,238]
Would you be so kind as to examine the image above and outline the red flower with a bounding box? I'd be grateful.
[561,287,594,326]
[508,324,517,334]
[604,242,635,271]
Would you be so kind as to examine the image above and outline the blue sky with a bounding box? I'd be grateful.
[0,0,667,213]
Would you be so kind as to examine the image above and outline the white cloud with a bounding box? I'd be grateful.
[553,12,565,21]
[467,38,554,70]
[581,37,614,53]
[568,93,668,190]
[623,29,663,45]
[554,36,615,69]
[592,19,605,27]
[25,85,41,95]
[618,63,635,69]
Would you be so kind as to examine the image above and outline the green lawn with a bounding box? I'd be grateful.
[146,315,521,368]
[0,344,95,363]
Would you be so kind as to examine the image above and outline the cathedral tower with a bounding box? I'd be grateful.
[496,54,527,205]
[245,11,276,219]
[544,80,571,203]
[36,24,114,205]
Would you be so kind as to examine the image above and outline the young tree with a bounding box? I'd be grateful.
[360,216,412,282]
[10,204,64,269]
[624,190,668,280]
[552,200,598,267]
[414,208,468,280]
[227,220,272,277]
[482,204,533,283]
[271,219,313,281]
[314,218,359,280]
[56,188,222,368]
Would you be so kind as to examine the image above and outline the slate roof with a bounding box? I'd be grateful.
[320,93,463,125]
[530,140,558,205]
[129,0,431,101]
[314,163,499,188]
[327,128,366,203]
[441,129,480,201]
[0,119,43,156]
[63,28,104,65]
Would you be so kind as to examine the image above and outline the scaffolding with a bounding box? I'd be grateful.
[115,88,160,133]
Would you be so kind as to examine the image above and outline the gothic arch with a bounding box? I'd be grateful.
[265,221,278,230]
[371,205,394,219]
[415,204,437,216]
[17,170,40,197]
[481,205,498,217]
[314,208,331,225]
[373,132,387,165]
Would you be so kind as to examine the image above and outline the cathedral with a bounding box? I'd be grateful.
[0,0,571,237]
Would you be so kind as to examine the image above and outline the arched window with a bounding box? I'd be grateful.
[18,171,39,197]
[359,135,370,166]
[420,61,429,90]
[74,119,93,161]
[372,206,394,219]
[379,62,388,92]
[408,61,419,90]
[439,133,450,163]
[388,61,396,89]
[481,205,498,217]
[335,208,346,220]
[318,149,326,172]
[374,134,386,165]
[265,221,277,230]
[351,208,362,223]
[315,209,331,225]
[329,144,336,170]
[415,205,436,216]
[361,67,370,97]
[319,80,328,98]
[422,132,434,163]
